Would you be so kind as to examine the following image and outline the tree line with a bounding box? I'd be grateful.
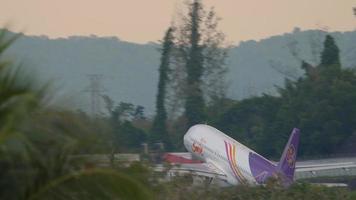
[146,0,356,160]
[97,0,356,159]
[214,35,356,158]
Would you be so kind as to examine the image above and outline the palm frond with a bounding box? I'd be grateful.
[29,169,153,200]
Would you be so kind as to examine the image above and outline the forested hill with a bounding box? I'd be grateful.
[4,29,356,114]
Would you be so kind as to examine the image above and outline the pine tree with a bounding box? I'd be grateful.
[320,35,340,67]
[317,34,342,80]
[184,0,206,128]
[151,28,174,148]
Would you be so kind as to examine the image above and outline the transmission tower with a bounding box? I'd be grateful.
[85,74,105,117]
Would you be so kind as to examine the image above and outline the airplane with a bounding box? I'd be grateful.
[159,124,356,187]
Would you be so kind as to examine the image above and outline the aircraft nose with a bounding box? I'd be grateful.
[183,125,200,151]
[183,131,191,151]
[184,125,200,139]
[183,124,207,151]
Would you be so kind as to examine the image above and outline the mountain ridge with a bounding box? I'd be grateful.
[3,28,356,115]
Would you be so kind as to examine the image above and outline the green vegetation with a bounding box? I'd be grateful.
[214,34,356,158]
[151,27,174,149]
[1,0,356,199]
[183,0,207,128]
[102,97,148,153]
[29,169,152,200]
[34,0,354,160]
[0,30,152,200]
[320,35,340,66]
[151,0,229,149]
[155,178,356,200]
[3,29,355,199]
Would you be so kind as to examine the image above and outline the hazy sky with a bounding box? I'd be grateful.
[1,0,355,44]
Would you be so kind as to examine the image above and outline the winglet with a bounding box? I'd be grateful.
[277,128,300,182]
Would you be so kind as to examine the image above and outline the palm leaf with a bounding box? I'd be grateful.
[29,169,153,200]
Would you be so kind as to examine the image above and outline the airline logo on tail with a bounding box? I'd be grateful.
[286,144,296,168]
[224,141,247,184]
[277,128,300,184]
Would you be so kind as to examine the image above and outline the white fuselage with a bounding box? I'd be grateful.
[183,124,267,185]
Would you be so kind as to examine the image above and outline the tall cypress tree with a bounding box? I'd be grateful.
[318,34,341,80]
[151,28,174,148]
[165,0,227,135]
[184,0,206,128]
[320,35,340,67]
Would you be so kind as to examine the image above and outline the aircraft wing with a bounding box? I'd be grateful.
[160,153,227,180]
[165,163,227,179]
[295,157,356,180]
[296,161,356,172]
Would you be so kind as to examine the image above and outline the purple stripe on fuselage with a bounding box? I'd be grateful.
[248,152,277,184]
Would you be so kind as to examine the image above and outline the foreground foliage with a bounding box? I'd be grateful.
[152,175,356,200]
[0,30,152,200]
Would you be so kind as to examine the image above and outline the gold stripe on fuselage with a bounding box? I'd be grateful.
[231,144,247,183]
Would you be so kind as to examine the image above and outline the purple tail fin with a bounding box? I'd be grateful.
[277,128,300,182]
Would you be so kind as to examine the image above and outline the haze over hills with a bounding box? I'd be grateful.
[4,28,356,115]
